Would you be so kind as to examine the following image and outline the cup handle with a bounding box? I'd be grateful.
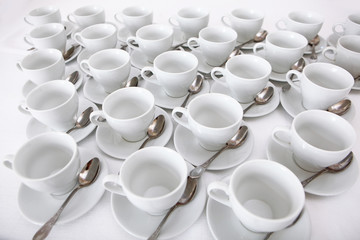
[140,66,159,85]
[126,36,139,50]
[207,181,232,207]
[275,19,287,30]
[271,127,291,148]
[2,154,14,170]
[90,111,108,127]
[172,107,191,129]
[253,42,265,55]
[18,100,31,115]
[73,32,84,47]
[23,35,33,45]
[322,46,336,62]
[168,17,180,28]
[80,60,92,77]
[221,16,231,27]
[23,16,33,25]
[211,67,228,86]
[332,22,345,37]
[187,37,200,51]
[114,12,123,24]
[67,14,77,24]
[285,70,301,92]
[102,174,126,195]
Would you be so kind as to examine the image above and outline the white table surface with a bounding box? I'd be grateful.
[1,0,360,239]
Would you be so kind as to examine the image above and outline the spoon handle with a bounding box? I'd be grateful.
[301,168,328,187]
[147,204,178,240]
[139,137,150,149]
[176,93,192,117]
[242,102,255,114]
[32,186,81,240]
[66,126,76,134]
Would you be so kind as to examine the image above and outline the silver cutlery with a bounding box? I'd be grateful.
[176,75,204,117]
[243,86,274,114]
[327,99,351,116]
[139,115,166,149]
[66,107,93,134]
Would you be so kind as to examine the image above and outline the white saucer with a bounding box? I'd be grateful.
[17,147,108,225]
[280,86,356,121]
[130,49,153,70]
[267,138,359,196]
[77,49,93,66]
[64,42,82,64]
[83,77,108,105]
[173,124,254,170]
[210,81,280,118]
[304,35,327,55]
[191,50,216,74]
[138,78,210,109]
[26,97,98,142]
[96,107,173,159]
[63,21,74,37]
[207,175,312,240]
[326,33,339,47]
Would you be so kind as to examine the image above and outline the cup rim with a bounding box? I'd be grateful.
[80,23,117,39]
[348,13,360,25]
[338,35,360,54]
[230,8,264,21]
[29,6,59,17]
[30,23,65,39]
[88,48,130,71]
[288,10,324,25]
[225,55,272,80]
[153,50,199,74]
[74,5,104,17]
[199,26,238,44]
[21,48,63,71]
[177,7,209,19]
[267,30,308,50]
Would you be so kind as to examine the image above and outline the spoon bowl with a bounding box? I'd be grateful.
[64,71,79,85]
[125,76,138,87]
[66,107,93,134]
[176,75,204,117]
[243,86,274,114]
[327,99,351,116]
[138,115,166,149]
[63,44,80,61]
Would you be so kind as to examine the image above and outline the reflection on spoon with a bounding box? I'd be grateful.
[237,29,268,49]
[66,107,93,134]
[64,71,79,85]
[243,86,274,114]
[125,76,138,87]
[309,35,320,61]
[176,75,204,117]
[63,44,79,61]
[138,115,166,149]
[327,99,351,116]
[282,58,306,92]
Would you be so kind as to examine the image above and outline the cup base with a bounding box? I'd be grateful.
[293,154,322,173]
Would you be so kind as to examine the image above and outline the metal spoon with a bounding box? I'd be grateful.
[125,76,138,87]
[32,157,101,240]
[301,151,353,187]
[176,75,204,117]
[237,29,268,49]
[190,125,248,179]
[66,107,93,134]
[282,58,306,92]
[139,115,166,149]
[64,71,79,85]
[243,86,274,114]
[327,99,351,116]
[147,176,198,240]
[309,35,320,61]
[63,44,80,61]
[354,75,360,81]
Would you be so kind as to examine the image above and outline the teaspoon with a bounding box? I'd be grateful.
[237,29,268,49]
[309,35,320,61]
[282,58,306,92]
[63,44,79,61]
[327,99,351,116]
[242,86,274,114]
[66,107,93,134]
[125,76,139,87]
[139,115,166,149]
[64,71,79,85]
[176,75,204,117]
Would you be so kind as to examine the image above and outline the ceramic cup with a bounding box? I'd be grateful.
[322,35,360,78]
[3,132,80,196]
[18,80,79,132]
[168,7,209,39]
[102,146,188,215]
[332,13,360,36]
[208,159,305,232]
[67,5,105,28]
[276,10,324,42]
[272,110,356,172]
[172,93,243,151]
[24,6,61,26]
[286,62,353,110]
[16,48,65,85]
[74,23,117,53]
[187,26,237,66]
[126,24,174,63]
[253,31,308,73]
[114,6,153,36]
[140,51,199,97]
[90,87,155,142]
[211,55,271,103]
[80,49,131,93]
[24,23,67,53]
[222,8,264,44]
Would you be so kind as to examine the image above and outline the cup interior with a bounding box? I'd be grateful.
[200,27,237,43]
[268,31,307,49]
[89,49,130,70]
[227,55,271,79]
[232,8,263,20]
[155,51,198,73]
[339,36,360,54]
[349,13,360,25]
[82,24,116,39]
[138,25,173,40]
[21,49,62,70]
[123,6,151,17]
[178,7,208,19]
[75,5,102,16]
[29,6,57,17]
[31,23,63,38]
[289,11,323,24]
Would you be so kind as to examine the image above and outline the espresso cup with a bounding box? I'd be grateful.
[187,26,237,66]
[172,93,243,151]
[114,6,153,36]
[18,80,79,132]
[276,10,324,42]
[322,35,360,78]
[80,49,131,93]
[272,110,356,172]
[253,31,308,73]
[332,13,360,36]
[140,51,199,97]
[3,132,80,196]
[16,48,65,85]
[90,87,155,142]
[67,5,105,28]
[211,55,271,103]
[103,146,188,215]
[286,62,353,110]
[74,23,117,53]
[222,8,264,44]
[208,159,305,232]
[126,24,174,63]
[24,6,61,26]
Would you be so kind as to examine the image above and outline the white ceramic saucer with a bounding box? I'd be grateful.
[77,48,93,66]
[26,97,98,142]
[210,81,280,118]
[130,49,152,70]
[190,50,216,74]
[173,124,254,170]
[17,147,108,225]
[82,77,108,105]
[95,107,173,159]
[138,78,210,109]
[326,33,339,47]
[206,175,312,240]
[117,25,132,43]
[304,35,326,54]
[63,21,74,37]
[266,138,359,196]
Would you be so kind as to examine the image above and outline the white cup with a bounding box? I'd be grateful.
[80,49,131,93]
[16,48,65,85]
[253,31,308,73]
[208,159,305,232]
[103,146,188,215]
[168,7,209,39]
[222,8,264,44]
[332,13,360,36]
[24,23,66,53]
[24,6,61,26]
[3,132,80,196]
[322,35,360,78]
[90,87,155,142]
[67,5,105,28]
[18,80,79,132]
[286,62,353,110]
[74,23,117,53]
[172,93,243,151]
[126,24,174,63]
[187,26,237,66]
[114,6,153,36]
[276,11,324,42]
[211,55,271,103]
[140,51,199,97]
[272,110,356,172]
